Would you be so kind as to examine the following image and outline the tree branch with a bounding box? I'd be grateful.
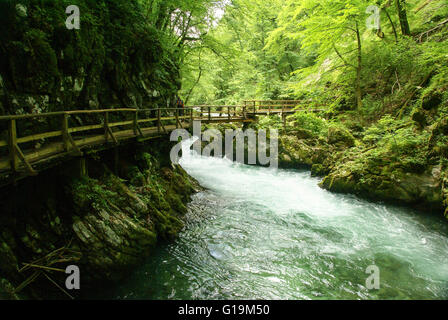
[333,44,356,69]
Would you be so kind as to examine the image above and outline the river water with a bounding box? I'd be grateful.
[109,146,448,300]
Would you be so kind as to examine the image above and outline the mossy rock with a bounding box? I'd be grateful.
[311,164,328,177]
[294,128,315,140]
[320,171,357,194]
[327,126,355,148]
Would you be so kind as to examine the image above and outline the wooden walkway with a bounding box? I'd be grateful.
[0,101,324,185]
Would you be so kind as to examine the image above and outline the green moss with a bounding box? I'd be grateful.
[327,124,356,148]
[70,177,118,212]
[311,164,328,177]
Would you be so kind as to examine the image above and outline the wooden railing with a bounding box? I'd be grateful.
[189,105,248,120]
[0,101,324,178]
[243,100,325,114]
[0,107,196,175]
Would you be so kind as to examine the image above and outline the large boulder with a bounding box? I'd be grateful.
[327,125,356,148]
[321,160,444,211]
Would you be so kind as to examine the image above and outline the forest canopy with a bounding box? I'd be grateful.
[180,0,448,115]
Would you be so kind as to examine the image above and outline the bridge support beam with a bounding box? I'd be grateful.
[79,157,88,178]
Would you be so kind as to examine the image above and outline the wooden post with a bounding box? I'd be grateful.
[15,145,37,176]
[104,111,117,144]
[104,111,109,142]
[228,107,231,121]
[62,113,82,155]
[157,109,161,134]
[133,111,139,135]
[190,108,193,125]
[175,108,179,129]
[8,119,18,172]
[79,158,88,178]
[243,106,247,119]
[62,114,70,152]
[208,107,211,121]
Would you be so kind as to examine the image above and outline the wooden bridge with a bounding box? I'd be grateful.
[0,100,324,185]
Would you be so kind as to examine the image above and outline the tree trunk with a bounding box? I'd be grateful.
[395,0,411,36]
[355,22,362,109]
[384,8,398,43]
[185,52,203,106]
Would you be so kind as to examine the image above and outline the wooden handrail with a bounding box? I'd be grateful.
[243,100,304,103]
[0,101,324,177]
[0,103,300,147]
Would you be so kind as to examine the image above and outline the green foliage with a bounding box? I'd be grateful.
[181,0,305,104]
[361,115,430,171]
[71,177,118,212]
[257,115,283,130]
[290,112,329,136]
[361,95,384,118]
[363,115,407,144]
[180,0,448,120]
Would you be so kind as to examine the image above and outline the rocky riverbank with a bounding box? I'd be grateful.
[0,141,201,299]
[277,112,447,217]
[193,111,447,217]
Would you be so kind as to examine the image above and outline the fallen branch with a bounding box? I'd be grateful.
[414,0,433,13]
[20,263,66,273]
[417,18,448,43]
[14,244,81,296]
[391,69,402,94]
[43,272,74,300]
[13,271,41,294]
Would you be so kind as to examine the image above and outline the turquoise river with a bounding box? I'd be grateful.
[103,146,448,299]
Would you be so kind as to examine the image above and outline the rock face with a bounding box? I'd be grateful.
[0,141,201,298]
[0,1,180,119]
